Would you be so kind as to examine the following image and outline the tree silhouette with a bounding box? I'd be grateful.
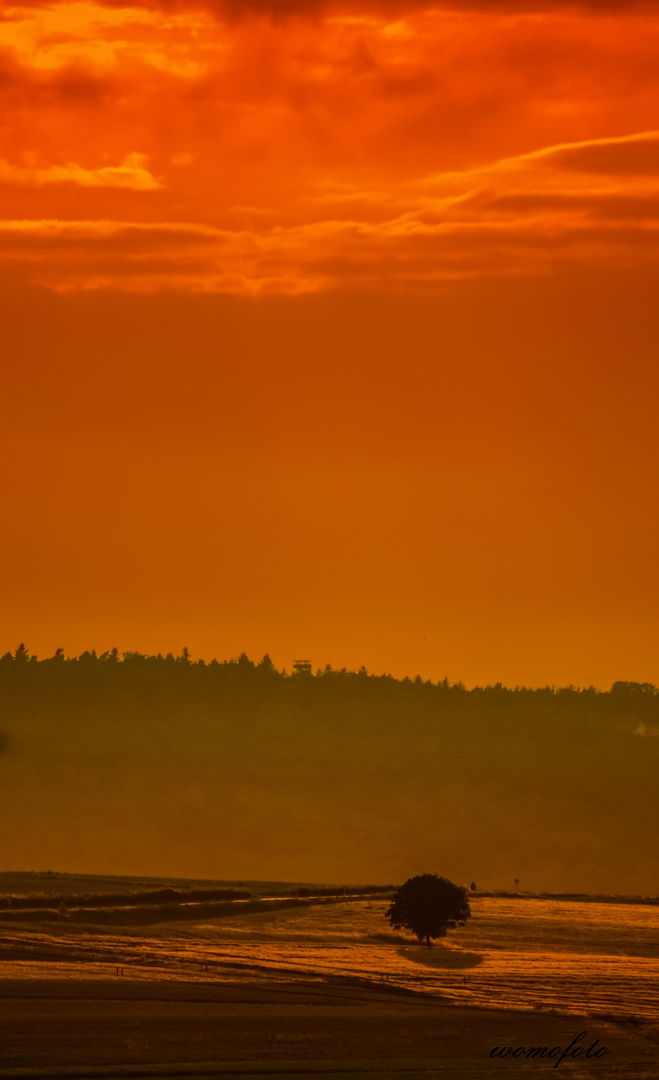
[385,874,471,947]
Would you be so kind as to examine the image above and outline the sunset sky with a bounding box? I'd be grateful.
[2,0,659,687]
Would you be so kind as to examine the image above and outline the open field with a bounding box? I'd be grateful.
[1,875,658,1078]
[1,978,657,1079]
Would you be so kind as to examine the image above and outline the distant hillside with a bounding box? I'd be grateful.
[1,648,657,894]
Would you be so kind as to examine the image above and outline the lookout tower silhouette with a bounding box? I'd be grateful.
[293,660,312,675]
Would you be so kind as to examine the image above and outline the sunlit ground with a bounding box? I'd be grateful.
[2,896,658,1023]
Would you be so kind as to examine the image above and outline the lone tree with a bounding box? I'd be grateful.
[385,874,471,948]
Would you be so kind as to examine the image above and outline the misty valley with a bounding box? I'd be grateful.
[1,649,658,894]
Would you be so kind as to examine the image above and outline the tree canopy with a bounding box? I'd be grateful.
[385,874,471,947]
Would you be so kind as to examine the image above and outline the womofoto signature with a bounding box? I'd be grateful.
[489,1030,610,1066]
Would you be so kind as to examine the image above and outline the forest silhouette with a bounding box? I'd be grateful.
[3,644,657,734]
[1,647,657,893]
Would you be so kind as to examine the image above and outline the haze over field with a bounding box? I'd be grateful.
[1,651,657,893]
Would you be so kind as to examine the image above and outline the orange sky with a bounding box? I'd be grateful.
[2,0,659,686]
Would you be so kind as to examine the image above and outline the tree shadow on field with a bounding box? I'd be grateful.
[399,947,484,969]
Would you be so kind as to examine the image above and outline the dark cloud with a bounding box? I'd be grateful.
[553,135,659,176]
[466,189,659,220]
[9,0,659,18]
[0,50,112,108]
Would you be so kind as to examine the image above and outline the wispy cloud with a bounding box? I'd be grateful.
[0,153,162,189]
[3,2,659,292]
[2,133,659,293]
